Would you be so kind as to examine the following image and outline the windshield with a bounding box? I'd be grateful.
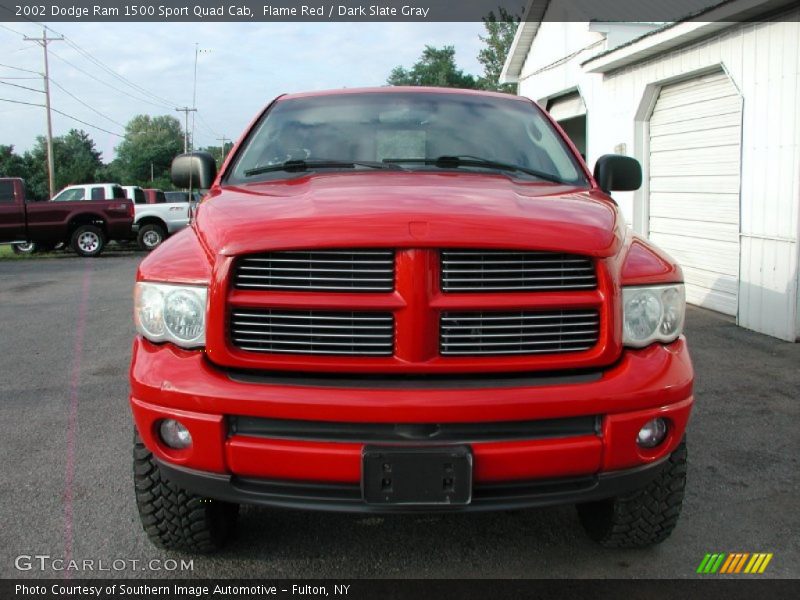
[226,92,587,186]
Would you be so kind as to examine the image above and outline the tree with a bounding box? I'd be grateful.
[0,145,28,180]
[477,8,521,93]
[114,114,184,188]
[387,45,479,89]
[198,141,234,169]
[23,129,103,200]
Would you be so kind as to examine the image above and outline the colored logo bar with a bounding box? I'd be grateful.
[697,553,773,574]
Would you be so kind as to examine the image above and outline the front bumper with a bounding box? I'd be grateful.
[130,337,693,511]
[155,454,672,513]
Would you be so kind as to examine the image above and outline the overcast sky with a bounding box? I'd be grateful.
[0,21,486,161]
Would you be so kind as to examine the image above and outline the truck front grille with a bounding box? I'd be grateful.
[234,249,395,292]
[440,310,600,356]
[230,309,394,356]
[440,249,596,292]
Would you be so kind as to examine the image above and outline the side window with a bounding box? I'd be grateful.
[156,192,166,203]
[91,187,106,200]
[134,189,146,204]
[112,186,126,199]
[0,181,14,202]
[53,188,85,201]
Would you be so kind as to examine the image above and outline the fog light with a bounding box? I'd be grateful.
[637,418,668,448]
[159,419,192,449]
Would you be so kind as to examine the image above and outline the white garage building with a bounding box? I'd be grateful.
[501,0,800,341]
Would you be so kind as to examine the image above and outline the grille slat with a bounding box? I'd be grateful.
[235,250,395,292]
[230,310,394,356]
[441,250,597,292]
[440,310,600,357]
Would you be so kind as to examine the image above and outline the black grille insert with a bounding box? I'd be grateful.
[229,415,599,443]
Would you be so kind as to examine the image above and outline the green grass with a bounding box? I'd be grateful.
[0,245,20,259]
[0,244,66,260]
[0,242,142,260]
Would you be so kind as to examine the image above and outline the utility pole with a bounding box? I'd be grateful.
[216,136,229,165]
[174,107,196,153]
[25,28,63,199]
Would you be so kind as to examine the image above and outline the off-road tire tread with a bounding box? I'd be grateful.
[577,439,687,548]
[133,432,237,553]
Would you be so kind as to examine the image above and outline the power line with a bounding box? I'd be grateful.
[0,61,41,75]
[49,77,127,128]
[195,111,221,138]
[0,23,25,37]
[0,79,43,93]
[0,97,43,107]
[0,4,179,110]
[50,106,124,137]
[49,49,175,111]
[62,37,178,108]
[0,97,124,137]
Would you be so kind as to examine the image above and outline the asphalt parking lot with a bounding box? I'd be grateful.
[0,254,798,579]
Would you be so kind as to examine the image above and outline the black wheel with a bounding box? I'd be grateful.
[12,242,37,255]
[70,225,106,257]
[133,431,238,553]
[137,223,167,251]
[577,439,687,548]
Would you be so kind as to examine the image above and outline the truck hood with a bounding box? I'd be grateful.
[195,171,623,257]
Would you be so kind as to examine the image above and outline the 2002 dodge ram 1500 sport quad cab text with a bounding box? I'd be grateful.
[131,87,694,553]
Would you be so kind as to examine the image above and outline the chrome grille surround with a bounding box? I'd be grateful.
[234,249,395,292]
[440,249,597,292]
[440,310,600,356]
[230,309,394,356]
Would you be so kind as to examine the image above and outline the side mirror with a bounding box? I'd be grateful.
[593,154,642,193]
[171,152,217,190]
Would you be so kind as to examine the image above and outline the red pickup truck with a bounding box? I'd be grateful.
[130,87,693,553]
[0,178,134,256]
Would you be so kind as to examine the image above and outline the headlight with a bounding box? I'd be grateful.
[622,284,685,348]
[134,282,207,348]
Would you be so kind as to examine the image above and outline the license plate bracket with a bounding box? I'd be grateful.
[362,445,472,506]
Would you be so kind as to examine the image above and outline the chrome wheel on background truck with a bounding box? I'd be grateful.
[137,223,167,251]
[71,225,106,257]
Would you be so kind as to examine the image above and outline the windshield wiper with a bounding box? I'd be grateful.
[383,155,566,184]
[244,159,401,177]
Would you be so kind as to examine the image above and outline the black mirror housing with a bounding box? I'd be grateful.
[593,154,642,193]
[171,152,217,190]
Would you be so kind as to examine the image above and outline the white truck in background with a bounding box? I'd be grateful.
[122,185,191,250]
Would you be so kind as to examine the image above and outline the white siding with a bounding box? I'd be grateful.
[648,71,742,316]
[515,11,800,340]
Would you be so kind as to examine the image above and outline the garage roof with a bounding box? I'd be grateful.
[499,0,770,83]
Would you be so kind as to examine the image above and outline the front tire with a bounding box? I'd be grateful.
[577,439,687,548]
[137,223,167,251]
[71,225,106,257]
[133,431,238,553]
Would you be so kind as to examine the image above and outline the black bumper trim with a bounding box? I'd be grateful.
[226,368,603,390]
[155,458,668,514]
[228,415,600,444]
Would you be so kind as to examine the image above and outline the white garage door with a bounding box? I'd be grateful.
[648,71,742,316]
